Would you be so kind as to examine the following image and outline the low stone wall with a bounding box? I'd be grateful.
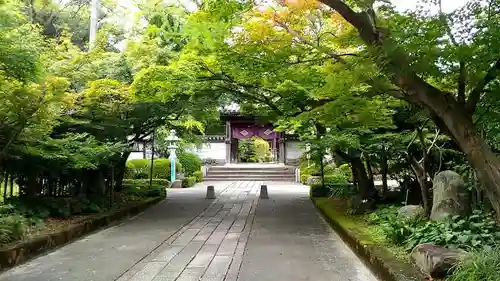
[0,197,164,272]
[312,198,425,281]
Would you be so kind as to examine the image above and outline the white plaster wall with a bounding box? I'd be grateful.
[186,142,226,161]
[128,152,145,160]
[286,141,306,160]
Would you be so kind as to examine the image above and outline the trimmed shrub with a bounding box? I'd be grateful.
[123,185,166,198]
[193,171,203,183]
[124,158,181,180]
[123,179,169,187]
[178,153,202,176]
[182,176,197,188]
[152,158,181,179]
[125,159,149,179]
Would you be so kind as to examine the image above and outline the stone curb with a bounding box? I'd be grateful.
[0,197,164,273]
[312,197,426,281]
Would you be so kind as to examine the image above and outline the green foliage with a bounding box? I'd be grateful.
[125,159,150,179]
[448,246,500,281]
[193,171,203,183]
[182,176,197,188]
[378,209,500,251]
[238,139,255,163]
[152,158,175,179]
[6,196,106,219]
[178,153,202,176]
[0,215,26,245]
[310,182,355,198]
[122,184,167,198]
[125,158,182,179]
[122,179,170,187]
[310,183,331,198]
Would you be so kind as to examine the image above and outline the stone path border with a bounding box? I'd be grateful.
[312,198,425,281]
[0,197,163,273]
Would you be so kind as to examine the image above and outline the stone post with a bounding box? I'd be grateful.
[278,138,286,164]
[260,185,269,199]
[206,186,215,199]
[225,120,232,164]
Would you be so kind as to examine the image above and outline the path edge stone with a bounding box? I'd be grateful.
[311,197,425,281]
[0,197,165,273]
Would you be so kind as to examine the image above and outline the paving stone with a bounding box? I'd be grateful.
[206,231,228,245]
[128,262,167,281]
[171,229,200,246]
[152,245,184,262]
[224,242,246,281]
[188,244,219,268]
[199,256,232,281]
[152,242,204,281]
[175,267,207,281]
[217,233,240,256]
[192,224,217,242]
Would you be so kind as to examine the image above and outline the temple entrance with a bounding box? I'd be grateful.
[236,137,274,163]
[222,113,285,164]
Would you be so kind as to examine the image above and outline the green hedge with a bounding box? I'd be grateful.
[122,179,169,186]
[125,159,181,180]
[122,181,167,198]
[182,176,197,188]
[193,171,203,182]
[310,183,355,198]
[123,186,166,198]
[178,153,202,176]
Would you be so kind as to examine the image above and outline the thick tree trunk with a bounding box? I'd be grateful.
[426,99,500,218]
[351,155,376,199]
[318,0,500,217]
[114,151,131,192]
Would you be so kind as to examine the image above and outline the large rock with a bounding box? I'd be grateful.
[306,176,321,185]
[430,170,470,221]
[398,205,424,220]
[411,243,467,278]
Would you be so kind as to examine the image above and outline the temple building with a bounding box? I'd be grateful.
[188,111,305,165]
[129,110,306,166]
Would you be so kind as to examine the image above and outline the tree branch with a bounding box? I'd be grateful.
[457,61,466,104]
[466,58,500,113]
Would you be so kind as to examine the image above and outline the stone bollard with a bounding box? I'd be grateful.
[260,185,269,199]
[206,185,215,199]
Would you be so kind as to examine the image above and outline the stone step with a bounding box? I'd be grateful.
[208,168,295,173]
[208,166,295,170]
[205,174,295,179]
[206,170,295,175]
[205,165,297,182]
[203,177,295,181]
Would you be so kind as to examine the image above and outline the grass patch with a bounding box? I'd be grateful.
[314,197,407,260]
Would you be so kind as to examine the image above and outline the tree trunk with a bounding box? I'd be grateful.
[114,151,131,192]
[381,154,389,198]
[318,0,500,217]
[365,156,374,183]
[409,158,431,217]
[9,175,13,197]
[351,155,376,199]
[3,171,7,201]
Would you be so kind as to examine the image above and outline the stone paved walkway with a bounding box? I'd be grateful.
[0,181,378,281]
